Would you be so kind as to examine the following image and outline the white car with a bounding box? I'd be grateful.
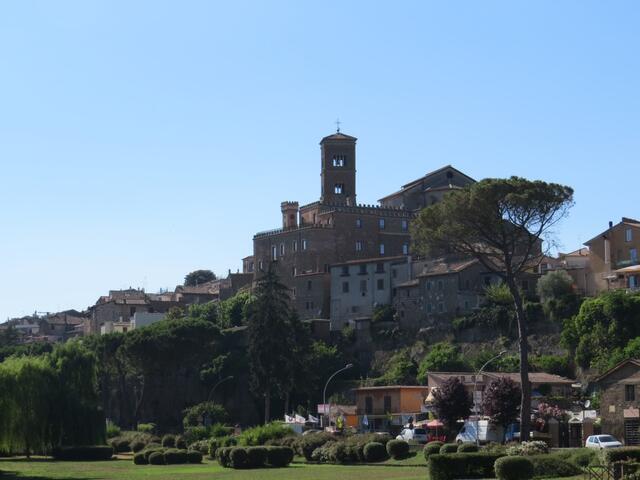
[585,434,623,449]
[396,427,428,444]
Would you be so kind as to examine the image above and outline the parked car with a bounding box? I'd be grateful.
[585,435,623,449]
[456,420,503,444]
[396,427,428,443]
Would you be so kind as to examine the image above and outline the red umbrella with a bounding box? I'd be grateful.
[427,419,444,427]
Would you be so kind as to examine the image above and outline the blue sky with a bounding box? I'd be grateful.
[1,1,639,320]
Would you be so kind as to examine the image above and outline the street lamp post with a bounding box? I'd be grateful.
[473,351,507,446]
[322,364,353,428]
[207,375,234,402]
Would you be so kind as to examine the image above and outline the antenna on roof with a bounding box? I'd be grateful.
[335,118,341,133]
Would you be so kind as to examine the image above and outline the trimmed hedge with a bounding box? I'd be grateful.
[440,443,459,454]
[230,447,248,468]
[458,443,479,453]
[424,441,444,460]
[143,447,163,462]
[266,446,294,467]
[428,452,505,480]
[217,446,233,467]
[528,455,580,478]
[298,432,335,460]
[109,438,131,453]
[164,448,188,465]
[363,442,387,462]
[175,436,187,450]
[602,447,640,464]
[161,434,176,448]
[51,445,114,461]
[246,446,268,468]
[208,435,237,458]
[187,450,203,464]
[568,449,596,468]
[131,440,146,453]
[495,456,534,480]
[148,451,165,465]
[133,452,148,465]
[386,439,410,460]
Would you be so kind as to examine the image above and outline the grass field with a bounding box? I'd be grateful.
[0,458,428,480]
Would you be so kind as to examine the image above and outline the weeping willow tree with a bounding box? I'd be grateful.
[0,340,105,456]
[0,355,57,457]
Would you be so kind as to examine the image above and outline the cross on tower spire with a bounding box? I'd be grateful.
[335,118,341,133]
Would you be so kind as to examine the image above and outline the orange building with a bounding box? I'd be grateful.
[353,385,429,432]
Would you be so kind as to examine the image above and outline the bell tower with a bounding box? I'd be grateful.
[319,131,357,205]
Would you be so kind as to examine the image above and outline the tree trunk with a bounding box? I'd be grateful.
[264,388,271,424]
[506,277,532,442]
[284,391,290,418]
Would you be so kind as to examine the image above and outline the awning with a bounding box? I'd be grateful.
[615,265,640,274]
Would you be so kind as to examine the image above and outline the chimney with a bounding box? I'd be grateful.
[281,201,299,229]
[609,221,613,229]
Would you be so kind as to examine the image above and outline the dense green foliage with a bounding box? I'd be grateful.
[363,442,387,462]
[417,342,469,383]
[51,445,114,461]
[237,422,293,446]
[428,452,505,480]
[562,291,640,370]
[375,350,417,385]
[0,341,105,456]
[184,269,216,286]
[386,439,410,459]
[424,441,444,460]
[440,443,458,454]
[528,455,580,478]
[458,443,478,453]
[494,456,534,480]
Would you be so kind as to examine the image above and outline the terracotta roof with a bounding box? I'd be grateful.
[594,359,640,384]
[353,385,429,392]
[320,132,357,143]
[584,217,640,246]
[417,258,479,277]
[378,165,476,202]
[560,247,590,257]
[484,372,575,384]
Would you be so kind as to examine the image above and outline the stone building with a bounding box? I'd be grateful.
[329,256,410,331]
[252,131,472,319]
[584,217,640,293]
[595,359,640,445]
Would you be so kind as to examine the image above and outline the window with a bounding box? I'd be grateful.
[427,281,432,291]
[379,243,385,256]
[392,287,397,297]
[464,300,470,310]
[377,279,385,290]
[438,302,445,313]
[627,228,634,242]
[360,280,368,294]
[427,303,432,313]
[271,245,277,259]
[365,396,373,415]
[307,280,312,291]
[356,218,362,228]
[359,264,367,275]
[626,385,636,402]
[341,265,349,276]
[293,240,298,252]
[355,240,363,252]
[437,280,443,290]
[631,248,638,262]
[258,260,263,271]
[401,219,408,231]
[392,269,397,279]
[379,218,385,229]
[332,154,346,167]
[280,243,285,256]
[402,243,409,255]
[484,277,491,286]
[292,267,296,276]
[376,262,385,273]
[302,239,308,250]
[384,396,392,413]
[334,183,344,194]
[292,287,296,297]
[342,281,350,293]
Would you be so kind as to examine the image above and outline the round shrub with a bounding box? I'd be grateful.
[298,432,335,460]
[175,435,187,450]
[131,440,146,453]
[529,456,580,478]
[217,446,232,467]
[133,452,148,465]
[458,443,479,453]
[164,448,188,465]
[186,449,203,464]
[266,446,294,467]
[363,442,387,462]
[142,447,164,462]
[189,439,210,455]
[568,449,596,468]
[246,446,268,468]
[424,441,444,460]
[148,451,166,465]
[230,447,248,469]
[386,439,410,460]
[506,440,548,456]
[440,443,459,454]
[161,434,176,448]
[495,456,535,480]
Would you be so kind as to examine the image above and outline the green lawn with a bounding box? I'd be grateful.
[0,458,428,480]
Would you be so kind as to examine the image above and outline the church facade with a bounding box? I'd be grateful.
[251,130,474,321]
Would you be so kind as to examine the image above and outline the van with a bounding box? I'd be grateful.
[455,420,503,444]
